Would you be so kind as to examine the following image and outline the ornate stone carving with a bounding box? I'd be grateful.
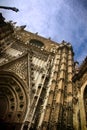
[1,55,28,84]
[81,73,87,85]
[0,71,29,123]
[73,97,78,105]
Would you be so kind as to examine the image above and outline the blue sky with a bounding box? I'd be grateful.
[0,0,87,64]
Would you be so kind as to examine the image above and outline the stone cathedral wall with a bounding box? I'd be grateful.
[0,13,87,130]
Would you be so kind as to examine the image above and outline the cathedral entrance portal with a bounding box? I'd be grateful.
[0,71,29,130]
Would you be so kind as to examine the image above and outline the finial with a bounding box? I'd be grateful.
[20,25,26,29]
[62,40,65,43]
[48,37,51,40]
[74,61,79,74]
[35,32,38,35]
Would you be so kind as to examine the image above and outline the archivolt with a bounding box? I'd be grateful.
[0,70,29,123]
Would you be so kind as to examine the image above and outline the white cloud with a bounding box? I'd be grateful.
[0,0,87,63]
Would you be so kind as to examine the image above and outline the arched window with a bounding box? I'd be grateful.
[29,39,44,47]
[84,85,87,123]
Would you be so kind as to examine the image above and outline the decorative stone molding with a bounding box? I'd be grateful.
[73,97,78,105]
[0,71,29,123]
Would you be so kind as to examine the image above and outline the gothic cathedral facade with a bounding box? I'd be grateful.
[0,13,87,130]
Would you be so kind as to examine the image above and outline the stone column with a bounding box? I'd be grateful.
[67,50,73,130]
[41,55,59,130]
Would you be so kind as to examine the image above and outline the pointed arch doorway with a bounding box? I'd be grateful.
[0,71,29,130]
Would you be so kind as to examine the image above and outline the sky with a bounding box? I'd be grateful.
[0,0,87,64]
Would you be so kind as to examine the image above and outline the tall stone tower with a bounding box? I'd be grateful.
[0,13,78,130]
